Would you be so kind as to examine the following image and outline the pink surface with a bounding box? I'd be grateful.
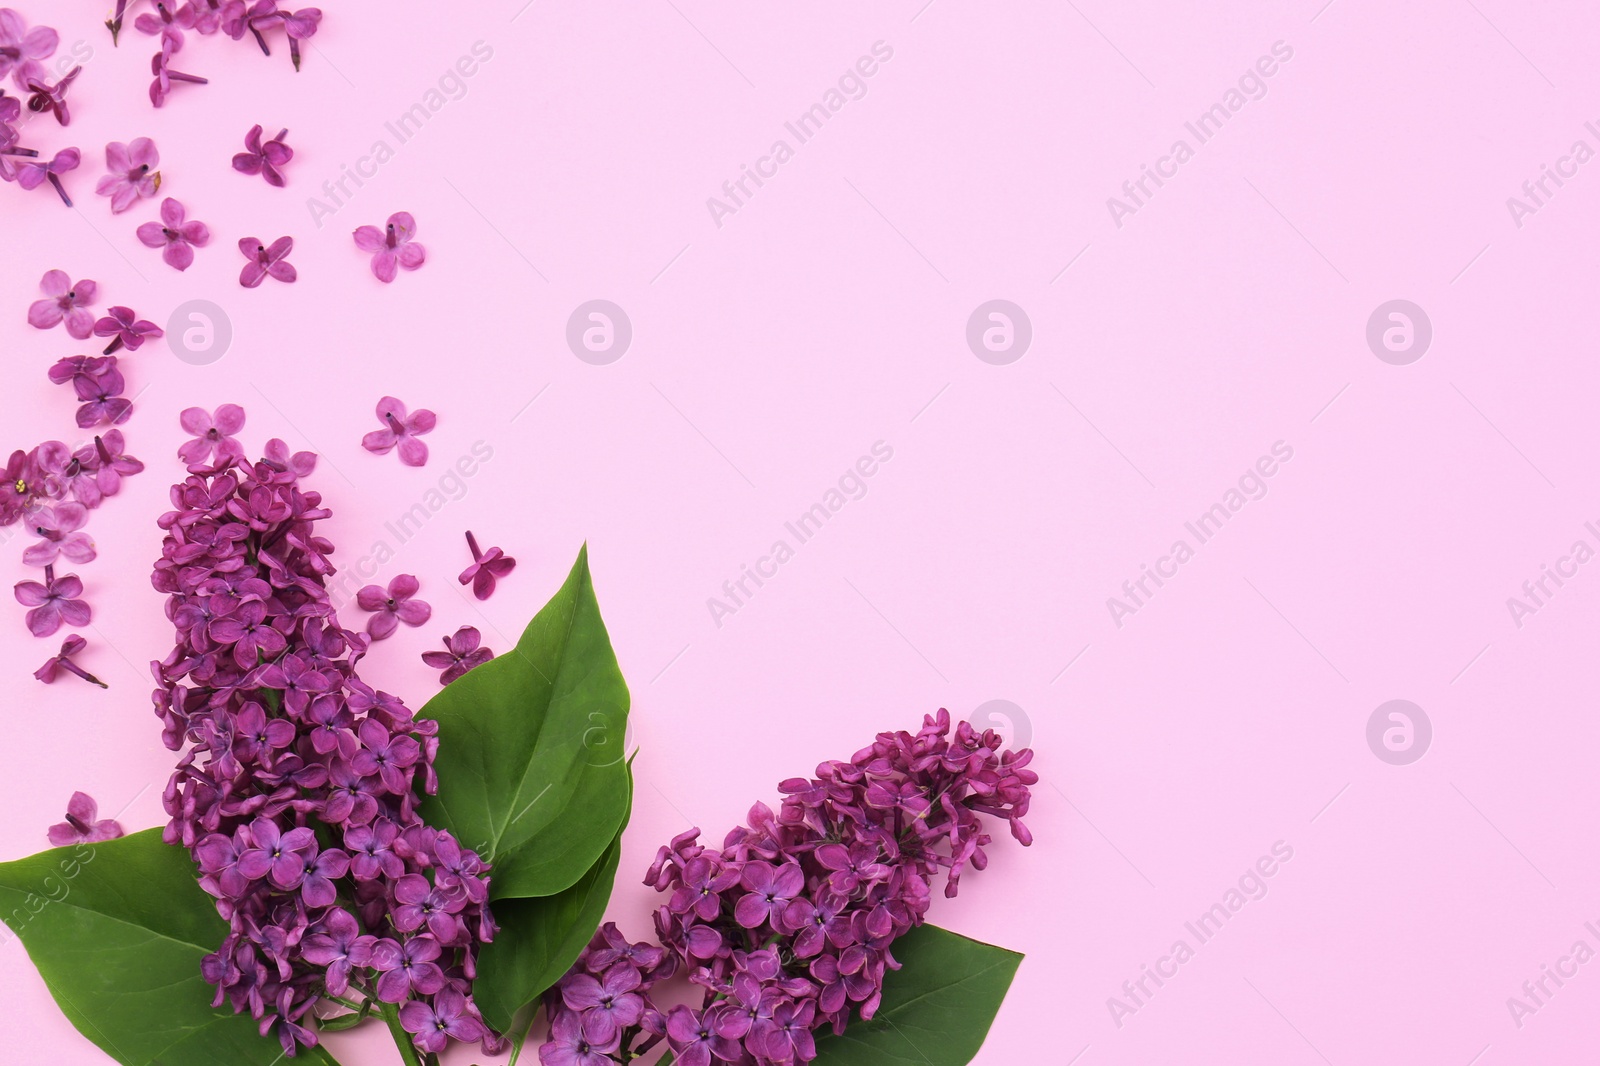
[2,2,1598,1063]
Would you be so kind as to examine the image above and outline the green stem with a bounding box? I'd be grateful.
[378,1001,424,1066]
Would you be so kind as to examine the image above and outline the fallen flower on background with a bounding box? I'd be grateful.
[45,791,122,845]
[460,530,515,600]
[34,635,107,688]
[362,395,435,467]
[233,123,292,186]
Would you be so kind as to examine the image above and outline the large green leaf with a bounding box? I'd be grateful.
[419,544,632,900]
[474,823,625,1033]
[810,924,1023,1066]
[0,829,343,1066]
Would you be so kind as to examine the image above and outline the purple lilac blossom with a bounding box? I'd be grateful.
[153,440,503,1058]
[356,574,431,640]
[0,8,57,90]
[360,396,434,467]
[15,565,90,637]
[35,635,108,688]
[137,197,210,270]
[27,269,97,339]
[94,305,164,353]
[94,137,159,212]
[459,531,515,600]
[420,626,493,685]
[538,710,1037,1066]
[232,124,292,186]
[353,212,425,283]
[46,790,123,845]
[238,235,296,287]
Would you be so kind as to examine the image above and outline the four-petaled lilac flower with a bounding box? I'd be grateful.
[46,791,122,846]
[95,137,159,212]
[148,50,209,107]
[540,1009,621,1066]
[232,124,292,186]
[421,626,493,685]
[27,269,97,339]
[372,934,447,1003]
[34,635,107,688]
[24,64,79,125]
[356,574,431,640]
[0,8,57,90]
[225,0,283,56]
[238,235,296,287]
[16,146,79,205]
[301,908,375,997]
[354,211,425,283]
[283,8,322,72]
[561,964,645,1045]
[400,987,486,1054]
[299,846,350,908]
[178,404,247,467]
[72,360,133,429]
[94,305,164,353]
[137,197,210,270]
[345,819,403,881]
[210,600,287,667]
[734,861,805,929]
[15,566,90,637]
[459,530,516,600]
[263,437,317,476]
[352,718,420,794]
[135,1,194,54]
[82,432,144,501]
[256,651,334,715]
[21,503,96,567]
[666,1005,741,1066]
[361,396,435,467]
[230,700,295,763]
[236,816,316,889]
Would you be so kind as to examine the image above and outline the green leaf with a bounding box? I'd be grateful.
[0,829,343,1066]
[473,819,625,1033]
[419,544,632,900]
[810,924,1023,1066]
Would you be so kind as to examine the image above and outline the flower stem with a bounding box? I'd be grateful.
[378,1001,424,1066]
[62,659,108,689]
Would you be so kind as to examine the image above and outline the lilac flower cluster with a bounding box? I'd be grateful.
[541,710,1037,1066]
[0,11,83,203]
[115,1,323,106]
[152,437,504,1058]
[5,430,144,637]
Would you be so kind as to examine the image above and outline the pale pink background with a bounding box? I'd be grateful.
[3,1,1599,1063]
